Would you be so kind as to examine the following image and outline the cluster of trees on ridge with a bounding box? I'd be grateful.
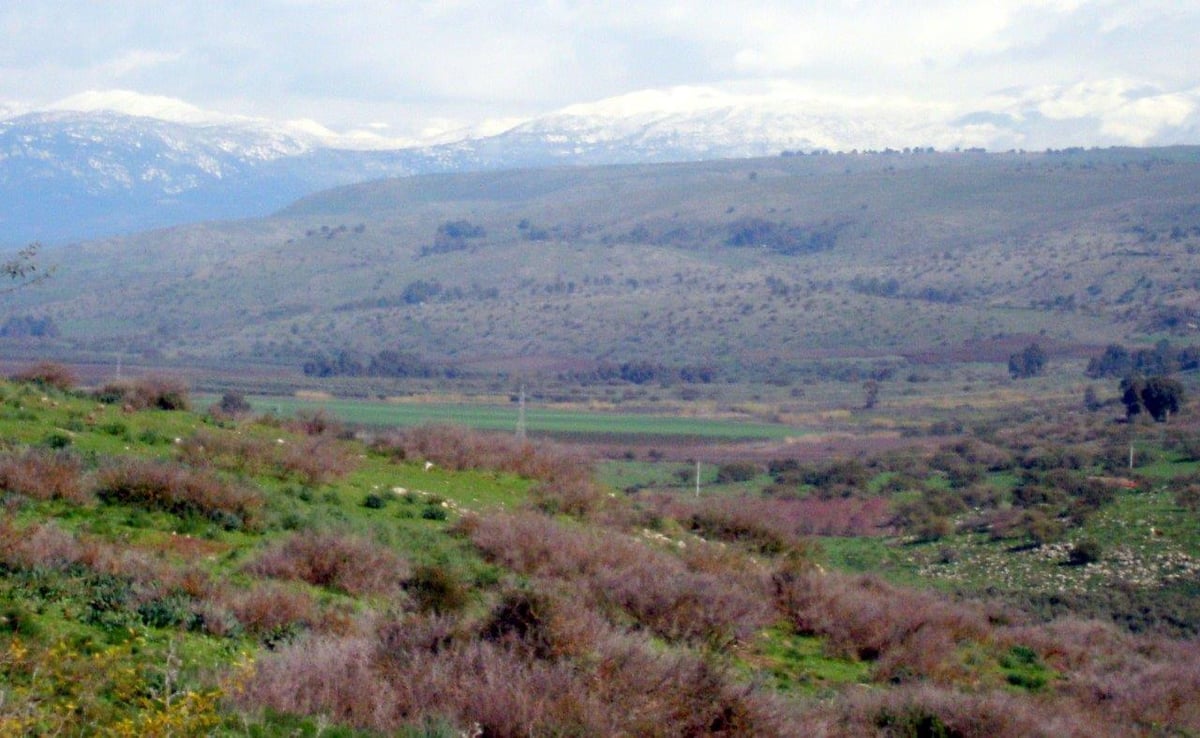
[418,219,487,257]
[1086,341,1200,379]
[302,349,458,379]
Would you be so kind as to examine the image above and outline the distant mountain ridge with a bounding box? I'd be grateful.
[3,81,1199,245]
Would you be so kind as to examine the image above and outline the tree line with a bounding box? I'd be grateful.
[302,349,458,379]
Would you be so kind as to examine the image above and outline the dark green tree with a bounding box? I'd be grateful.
[1085,344,1131,379]
[1008,342,1047,379]
[1121,375,1185,422]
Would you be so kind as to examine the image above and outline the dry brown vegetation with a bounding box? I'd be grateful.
[650,494,892,552]
[0,449,88,504]
[465,510,773,646]
[94,375,191,410]
[9,361,77,391]
[95,458,264,530]
[237,609,807,736]
[245,530,410,598]
[376,423,608,516]
[177,429,358,486]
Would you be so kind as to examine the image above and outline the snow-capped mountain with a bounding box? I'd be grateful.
[481,81,1200,163]
[0,107,443,244]
[3,82,1199,245]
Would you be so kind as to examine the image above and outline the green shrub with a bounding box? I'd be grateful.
[406,563,469,614]
[99,421,129,437]
[1068,538,1103,566]
[873,706,955,738]
[42,431,72,449]
[421,505,448,521]
[715,461,760,483]
[218,391,253,415]
[136,428,167,445]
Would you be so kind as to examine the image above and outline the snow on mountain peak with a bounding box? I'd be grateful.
[557,86,736,118]
[45,89,244,126]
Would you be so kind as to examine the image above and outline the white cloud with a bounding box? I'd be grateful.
[94,49,183,79]
[0,1,1195,146]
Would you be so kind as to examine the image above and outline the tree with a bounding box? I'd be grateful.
[1008,342,1047,379]
[862,379,880,409]
[1120,374,1185,422]
[1142,376,1185,421]
[218,391,253,415]
[1085,344,1131,379]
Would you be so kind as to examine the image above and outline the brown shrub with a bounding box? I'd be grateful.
[239,620,807,736]
[10,361,77,391]
[95,459,263,529]
[404,563,470,615]
[526,474,609,517]
[95,375,190,410]
[226,581,321,638]
[478,584,610,661]
[1003,619,1200,733]
[650,494,890,554]
[376,423,588,482]
[177,430,357,485]
[1089,649,1200,732]
[283,409,346,438]
[944,438,1016,471]
[0,517,85,570]
[378,424,607,517]
[235,635,401,730]
[245,530,409,597]
[176,430,277,477]
[826,683,1111,738]
[276,436,358,485]
[0,449,89,504]
[0,518,187,614]
[775,569,989,679]
[468,511,773,645]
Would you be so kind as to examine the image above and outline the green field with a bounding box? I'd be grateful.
[226,394,804,441]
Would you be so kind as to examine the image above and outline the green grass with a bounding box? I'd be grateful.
[234,394,802,441]
[818,537,928,588]
[745,626,871,695]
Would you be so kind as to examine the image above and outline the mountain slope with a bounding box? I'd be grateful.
[0,110,441,244]
[8,148,1200,384]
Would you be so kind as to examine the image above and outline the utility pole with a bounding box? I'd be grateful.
[516,384,527,441]
[695,460,701,497]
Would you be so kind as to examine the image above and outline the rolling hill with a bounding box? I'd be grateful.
[7,147,1200,389]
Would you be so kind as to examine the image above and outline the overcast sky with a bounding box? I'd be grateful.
[2,1,1197,143]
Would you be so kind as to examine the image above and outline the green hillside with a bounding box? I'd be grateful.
[0,366,1199,735]
[8,147,1200,392]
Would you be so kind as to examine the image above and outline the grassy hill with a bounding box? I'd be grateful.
[8,146,1200,394]
[0,365,1199,735]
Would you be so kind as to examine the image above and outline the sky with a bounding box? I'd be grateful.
[1,1,1198,146]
